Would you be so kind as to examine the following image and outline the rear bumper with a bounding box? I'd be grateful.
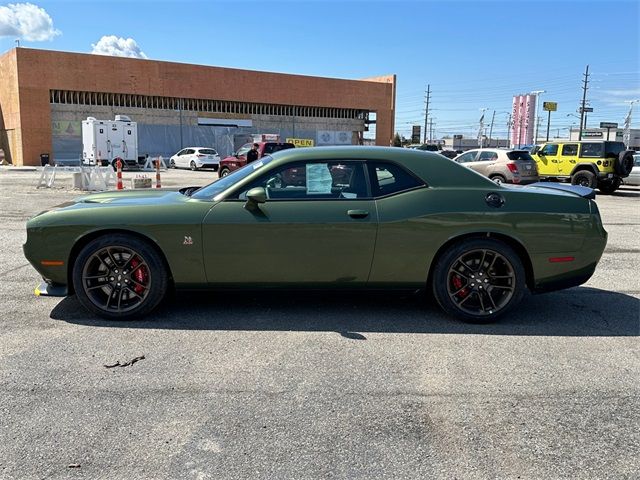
[532,262,598,294]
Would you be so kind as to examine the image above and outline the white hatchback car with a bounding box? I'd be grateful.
[625,154,640,186]
[169,147,221,171]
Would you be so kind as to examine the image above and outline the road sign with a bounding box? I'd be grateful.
[599,122,618,129]
[411,125,421,143]
[579,107,594,113]
[543,102,557,112]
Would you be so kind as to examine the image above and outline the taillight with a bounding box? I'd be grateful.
[506,162,518,173]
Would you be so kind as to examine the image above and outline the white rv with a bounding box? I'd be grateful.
[82,115,138,168]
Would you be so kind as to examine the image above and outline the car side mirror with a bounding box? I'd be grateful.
[246,187,267,205]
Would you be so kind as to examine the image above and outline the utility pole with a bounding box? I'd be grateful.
[429,119,434,143]
[506,113,512,148]
[488,110,496,147]
[578,65,590,141]
[478,108,487,148]
[423,84,431,144]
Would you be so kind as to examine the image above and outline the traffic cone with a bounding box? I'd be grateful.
[116,158,123,190]
[155,157,161,188]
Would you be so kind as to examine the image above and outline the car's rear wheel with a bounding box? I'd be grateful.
[571,170,597,188]
[190,160,197,171]
[598,178,621,194]
[219,167,230,177]
[616,150,634,177]
[72,234,168,320]
[432,238,526,322]
[490,174,506,185]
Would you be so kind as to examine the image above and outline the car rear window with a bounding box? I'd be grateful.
[199,149,218,155]
[263,143,295,155]
[507,151,534,161]
[367,162,424,197]
[604,142,626,158]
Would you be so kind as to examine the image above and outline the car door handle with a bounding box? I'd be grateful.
[347,209,369,219]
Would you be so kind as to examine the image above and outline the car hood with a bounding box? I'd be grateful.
[74,189,183,205]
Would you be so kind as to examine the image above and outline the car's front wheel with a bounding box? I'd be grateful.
[169,158,176,169]
[219,167,230,177]
[432,238,526,322]
[72,234,169,320]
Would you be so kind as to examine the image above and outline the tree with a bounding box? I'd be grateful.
[392,132,402,147]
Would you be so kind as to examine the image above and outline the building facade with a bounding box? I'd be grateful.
[0,48,396,166]
[568,127,640,150]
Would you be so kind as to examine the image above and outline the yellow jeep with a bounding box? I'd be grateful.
[531,140,634,194]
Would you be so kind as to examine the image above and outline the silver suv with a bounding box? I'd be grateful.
[453,148,539,184]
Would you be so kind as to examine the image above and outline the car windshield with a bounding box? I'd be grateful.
[507,151,534,161]
[190,156,274,200]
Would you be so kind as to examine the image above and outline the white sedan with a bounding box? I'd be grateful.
[169,147,221,171]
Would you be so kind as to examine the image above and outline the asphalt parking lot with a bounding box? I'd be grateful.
[1,167,639,479]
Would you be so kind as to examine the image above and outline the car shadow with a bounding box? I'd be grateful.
[50,286,639,337]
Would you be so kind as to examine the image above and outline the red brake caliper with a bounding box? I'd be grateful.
[130,258,148,295]
[452,274,469,298]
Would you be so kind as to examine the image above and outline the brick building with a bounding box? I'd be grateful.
[0,48,396,166]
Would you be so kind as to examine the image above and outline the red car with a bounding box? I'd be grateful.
[218,142,295,177]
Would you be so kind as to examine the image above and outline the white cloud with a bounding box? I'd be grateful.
[91,35,148,59]
[602,89,640,97]
[0,2,60,41]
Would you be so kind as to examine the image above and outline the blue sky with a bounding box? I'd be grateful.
[1,0,638,139]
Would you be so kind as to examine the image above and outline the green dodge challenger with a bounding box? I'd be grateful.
[24,147,607,322]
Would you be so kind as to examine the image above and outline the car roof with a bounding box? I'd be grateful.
[266,146,495,188]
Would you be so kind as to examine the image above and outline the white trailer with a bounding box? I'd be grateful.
[82,115,138,168]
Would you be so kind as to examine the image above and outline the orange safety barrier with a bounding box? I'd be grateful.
[116,158,123,190]
[155,158,161,188]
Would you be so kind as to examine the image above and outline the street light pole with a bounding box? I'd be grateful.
[488,110,496,147]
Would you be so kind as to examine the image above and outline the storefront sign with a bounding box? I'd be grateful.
[286,138,315,147]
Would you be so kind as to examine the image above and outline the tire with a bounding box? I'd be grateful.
[616,150,634,177]
[432,238,526,323]
[190,160,197,171]
[571,170,597,188]
[490,174,506,185]
[72,234,169,320]
[598,178,621,194]
[219,167,230,178]
[169,159,176,169]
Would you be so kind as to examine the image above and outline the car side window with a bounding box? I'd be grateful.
[478,151,498,161]
[456,151,477,163]
[184,149,195,155]
[580,143,603,158]
[562,144,578,156]
[236,161,368,200]
[236,144,251,157]
[177,149,186,156]
[540,144,558,155]
[367,162,424,198]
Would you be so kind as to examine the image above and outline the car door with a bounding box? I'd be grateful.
[173,149,186,167]
[536,143,560,174]
[455,150,478,167]
[558,143,579,175]
[182,149,196,168]
[472,151,499,177]
[201,159,377,286]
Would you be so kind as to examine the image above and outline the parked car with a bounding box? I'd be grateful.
[454,148,539,184]
[218,142,295,177]
[531,141,634,194]
[25,146,607,323]
[624,154,640,186]
[438,150,458,159]
[169,147,221,171]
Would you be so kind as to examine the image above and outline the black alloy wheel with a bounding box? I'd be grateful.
[571,170,597,188]
[73,234,168,319]
[432,238,526,322]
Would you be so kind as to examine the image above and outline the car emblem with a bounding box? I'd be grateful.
[183,236,193,245]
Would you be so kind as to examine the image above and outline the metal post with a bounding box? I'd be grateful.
[179,98,184,149]
[423,85,431,144]
[578,65,590,141]
[488,110,495,147]
[546,110,551,141]
[506,114,512,149]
